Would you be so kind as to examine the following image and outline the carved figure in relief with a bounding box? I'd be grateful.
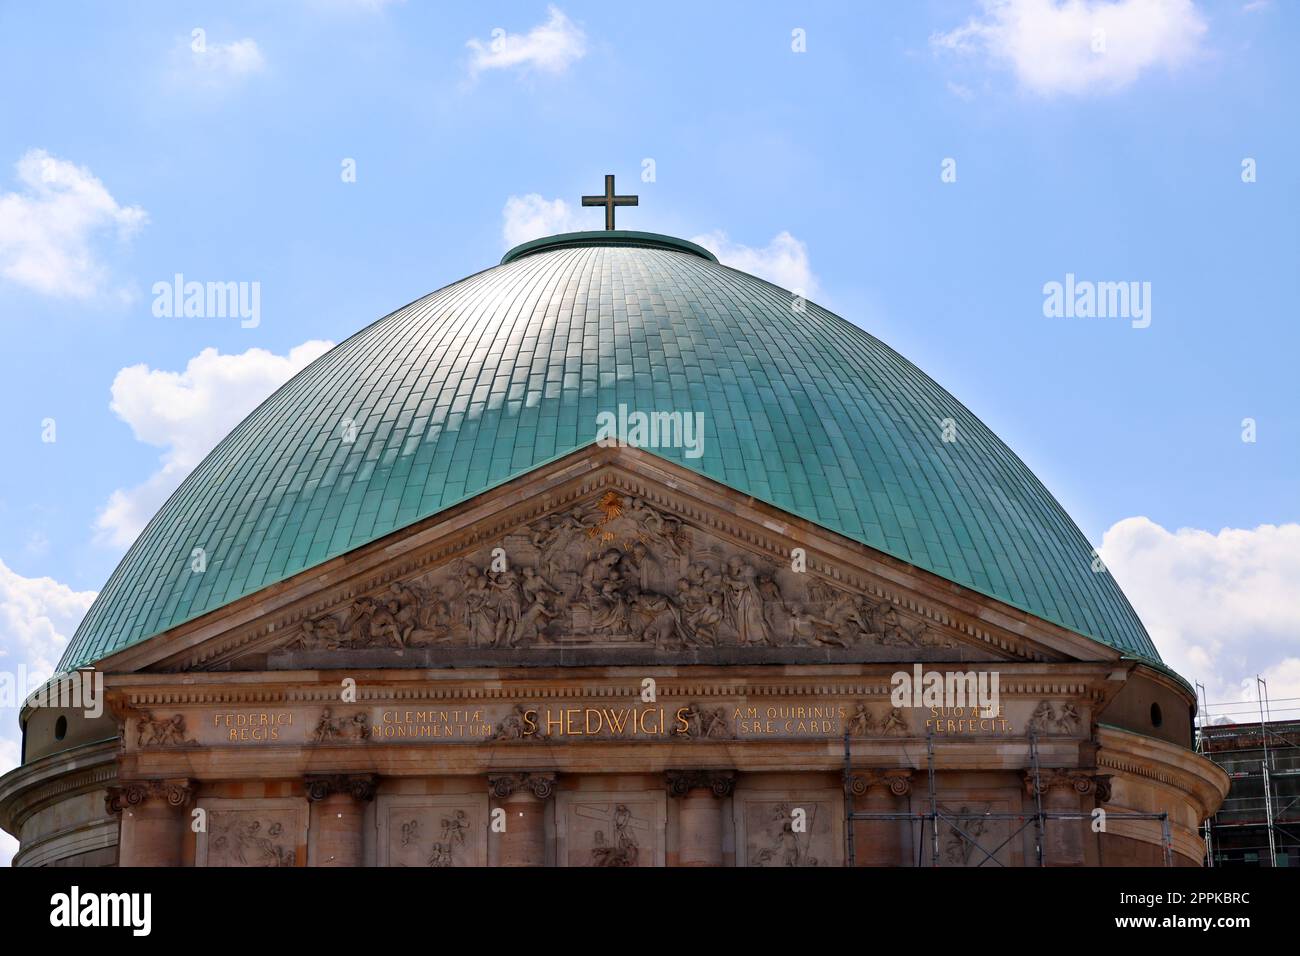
[875,606,926,647]
[817,590,875,646]
[517,592,560,645]
[521,566,560,606]
[347,595,404,649]
[724,556,770,645]
[427,843,452,867]
[847,703,876,736]
[312,707,369,743]
[586,574,629,634]
[943,806,988,866]
[135,710,195,748]
[491,704,547,741]
[515,567,561,644]
[627,587,684,649]
[1056,702,1081,735]
[590,804,639,867]
[459,565,496,647]
[617,542,645,589]
[751,803,818,867]
[487,568,523,647]
[676,702,730,739]
[389,581,424,643]
[881,707,909,736]
[426,810,470,867]
[675,575,722,645]
[406,587,453,646]
[1027,701,1055,736]
[580,549,623,603]
[400,819,420,848]
[211,817,294,867]
[674,703,702,738]
[296,616,344,650]
[783,604,823,647]
[624,496,687,555]
[758,575,788,638]
[531,512,586,576]
[285,492,977,657]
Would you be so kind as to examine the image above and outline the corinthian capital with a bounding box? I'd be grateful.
[664,769,736,798]
[488,772,556,800]
[105,778,196,814]
[303,773,378,803]
[1023,768,1098,798]
[848,769,913,797]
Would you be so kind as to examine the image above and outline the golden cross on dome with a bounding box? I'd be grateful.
[581,174,638,230]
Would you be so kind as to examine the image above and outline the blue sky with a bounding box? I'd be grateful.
[0,0,1296,811]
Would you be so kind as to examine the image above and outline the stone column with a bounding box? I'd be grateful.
[848,769,912,866]
[108,779,195,867]
[666,770,735,867]
[488,772,556,867]
[1024,769,1096,867]
[305,774,377,867]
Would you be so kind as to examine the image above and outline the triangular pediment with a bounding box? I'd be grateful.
[97,446,1120,674]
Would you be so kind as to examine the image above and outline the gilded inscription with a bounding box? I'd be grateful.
[924,706,1012,735]
[371,710,493,740]
[213,711,294,742]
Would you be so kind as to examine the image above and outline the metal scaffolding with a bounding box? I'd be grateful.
[1197,678,1300,868]
[841,730,1174,867]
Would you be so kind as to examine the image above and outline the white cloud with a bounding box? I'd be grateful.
[94,340,334,548]
[1100,518,1300,721]
[0,558,97,864]
[0,149,146,299]
[467,5,587,77]
[0,559,95,696]
[501,194,587,247]
[691,230,821,299]
[190,35,266,78]
[932,0,1207,96]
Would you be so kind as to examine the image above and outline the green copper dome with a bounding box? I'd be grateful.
[60,231,1158,670]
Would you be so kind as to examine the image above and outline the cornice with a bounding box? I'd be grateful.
[106,664,1115,708]
[1095,724,1229,816]
[0,739,119,834]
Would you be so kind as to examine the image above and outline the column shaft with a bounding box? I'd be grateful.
[108,779,194,867]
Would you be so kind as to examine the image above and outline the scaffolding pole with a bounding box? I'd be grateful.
[1258,676,1278,867]
[1197,681,1215,867]
[842,729,1174,867]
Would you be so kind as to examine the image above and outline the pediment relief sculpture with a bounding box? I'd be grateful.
[282,492,963,657]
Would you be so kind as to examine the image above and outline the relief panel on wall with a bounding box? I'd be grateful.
[924,797,1019,867]
[196,798,308,867]
[555,791,665,867]
[375,793,489,867]
[735,790,842,867]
